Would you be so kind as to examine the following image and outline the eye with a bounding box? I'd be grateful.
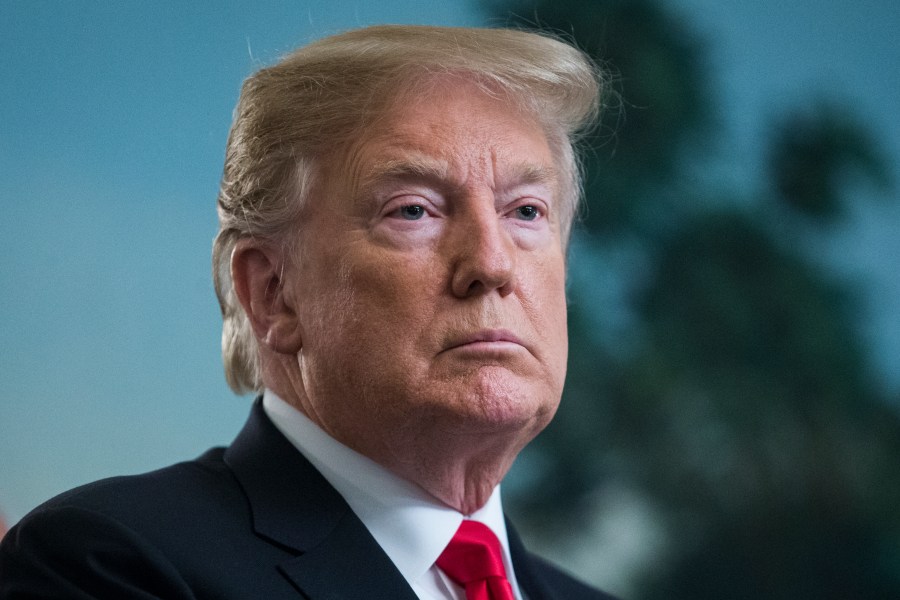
[514,205,540,221]
[397,204,426,220]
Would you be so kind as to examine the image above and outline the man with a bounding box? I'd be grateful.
[0,25,613,599]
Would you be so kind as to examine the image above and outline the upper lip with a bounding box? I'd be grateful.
[444,328,525,351]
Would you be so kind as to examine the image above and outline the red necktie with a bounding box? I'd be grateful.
[436,520,515,600]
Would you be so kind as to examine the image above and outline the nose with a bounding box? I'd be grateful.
[449,207,516,298]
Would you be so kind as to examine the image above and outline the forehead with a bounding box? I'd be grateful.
[336,78,558,194]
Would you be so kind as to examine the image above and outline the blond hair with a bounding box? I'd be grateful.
[213,25,603,394]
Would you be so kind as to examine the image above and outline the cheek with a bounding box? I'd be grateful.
[329,248,443,347]
[546,298,569,380]
[532,255,569,371]
[352,239,442,296]
[526,250,567,310]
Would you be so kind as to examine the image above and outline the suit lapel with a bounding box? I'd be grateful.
[224,399,417,599]
[278,510,418,600]
[507,519,556,600]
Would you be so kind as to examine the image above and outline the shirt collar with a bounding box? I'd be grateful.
[261,390,515,589]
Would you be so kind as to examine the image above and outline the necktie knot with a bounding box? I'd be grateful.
[437,520,514,600]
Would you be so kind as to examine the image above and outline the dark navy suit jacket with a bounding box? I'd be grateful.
[0,401,615,599]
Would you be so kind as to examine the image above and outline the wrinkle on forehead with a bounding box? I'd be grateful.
[334,85,560,208]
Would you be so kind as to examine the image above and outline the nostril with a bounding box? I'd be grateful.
[451,251,516,298]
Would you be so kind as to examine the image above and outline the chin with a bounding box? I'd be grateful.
[442,367,561,433]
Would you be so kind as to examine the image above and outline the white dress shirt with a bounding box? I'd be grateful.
[262,390,525,600]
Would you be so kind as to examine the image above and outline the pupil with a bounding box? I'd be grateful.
[402,205,424,220]
[518,205,537,220]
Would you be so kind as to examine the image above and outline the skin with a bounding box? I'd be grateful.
[233,79,569,514]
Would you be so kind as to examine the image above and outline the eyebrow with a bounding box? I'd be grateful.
[355,154,452,200]
[356,153,559,198]
[507,163,559,189]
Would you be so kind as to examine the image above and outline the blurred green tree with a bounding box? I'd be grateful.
[484,0,900,597]
[769,102,893,223]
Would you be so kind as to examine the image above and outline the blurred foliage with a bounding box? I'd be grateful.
[491,0,713,235]
[768,101,893,222]
[484,0,900,597]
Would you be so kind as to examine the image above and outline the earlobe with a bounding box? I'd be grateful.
[230,240,303,354]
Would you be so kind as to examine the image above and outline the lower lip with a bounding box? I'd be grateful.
[448,341,525,354]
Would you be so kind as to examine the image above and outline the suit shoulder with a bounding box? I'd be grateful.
[0,501,198,597]
[25,446,236,530]
[0,448,234,598]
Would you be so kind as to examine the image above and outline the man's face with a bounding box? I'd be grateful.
[285,80,568,463]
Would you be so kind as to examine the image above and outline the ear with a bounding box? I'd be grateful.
[230,239,303,355]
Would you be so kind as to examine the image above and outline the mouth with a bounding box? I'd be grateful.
[442,329,527,353]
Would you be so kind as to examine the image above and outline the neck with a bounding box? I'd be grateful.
[380,430,524,514]
[263,352,538,514]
